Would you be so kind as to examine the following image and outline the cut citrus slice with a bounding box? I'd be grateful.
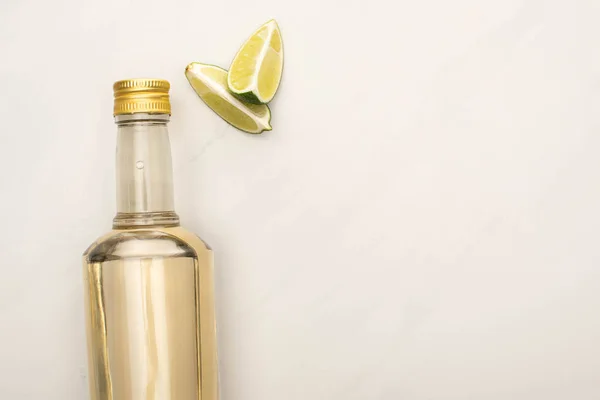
[227,19,283,104]
[185,62,272,134]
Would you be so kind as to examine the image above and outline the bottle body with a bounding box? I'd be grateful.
[83,226,219,400]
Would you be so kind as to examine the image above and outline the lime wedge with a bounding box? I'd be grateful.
[227,19,283,104]
[185,63,272,134]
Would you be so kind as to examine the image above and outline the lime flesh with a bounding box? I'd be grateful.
[227,19,283,104]
[186,63,272,134]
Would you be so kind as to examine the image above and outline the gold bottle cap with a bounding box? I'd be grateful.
[113,78,171,115]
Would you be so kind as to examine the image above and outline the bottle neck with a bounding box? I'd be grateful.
[113,113,179,228]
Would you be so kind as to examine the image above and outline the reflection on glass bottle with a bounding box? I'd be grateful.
[83,79,219,400]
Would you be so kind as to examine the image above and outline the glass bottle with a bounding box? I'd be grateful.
[82,79,219,400]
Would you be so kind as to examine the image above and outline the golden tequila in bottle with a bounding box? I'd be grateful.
[82,79,219,400]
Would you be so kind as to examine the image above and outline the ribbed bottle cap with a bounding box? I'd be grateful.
[113,79,171,115]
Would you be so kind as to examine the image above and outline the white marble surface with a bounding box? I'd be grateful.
[1,0,600,399]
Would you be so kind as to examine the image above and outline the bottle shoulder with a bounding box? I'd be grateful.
[83,226,211,263]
